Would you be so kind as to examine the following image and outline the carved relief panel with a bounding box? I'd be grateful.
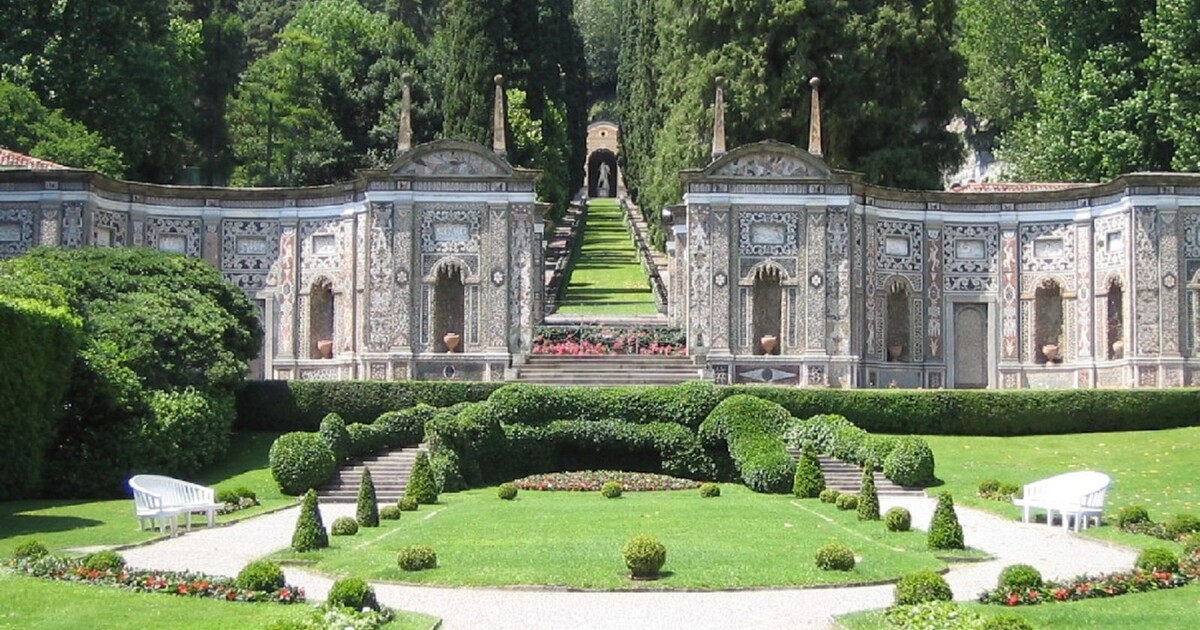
[0,207,34,258]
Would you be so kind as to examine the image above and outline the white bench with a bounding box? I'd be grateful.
[128,474,221,535]
[1011,471,1111,532]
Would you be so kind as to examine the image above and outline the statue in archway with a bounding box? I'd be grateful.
[598,161,611,197]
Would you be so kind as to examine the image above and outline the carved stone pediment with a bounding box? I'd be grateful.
[392,140,512,177]
[706,141,830,179]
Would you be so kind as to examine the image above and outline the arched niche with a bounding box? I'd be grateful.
[1035,278,1064,363]
[432,261,466,353]
[885,279,911,362]
[587,149,618,198]
[751,264,783,355]
[309,277,335,359]
[1105,277,1124,359]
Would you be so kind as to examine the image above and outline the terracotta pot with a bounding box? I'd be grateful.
[316,339,333,359]
[1111,339,1124,358]
[760,334,777,355]
[1042,343,1060,362]
[443,332,461,353]
[887,344,903,362]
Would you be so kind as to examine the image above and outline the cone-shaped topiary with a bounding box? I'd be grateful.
[928,491,964,550]
[356,466,379,527]
[291,489,329,552]
[405,451,438,504]
[792,447,826,498]
[857,460,881,521]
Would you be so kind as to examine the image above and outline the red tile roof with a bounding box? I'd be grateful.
[947,181,1089,193]
[0,147,67,170]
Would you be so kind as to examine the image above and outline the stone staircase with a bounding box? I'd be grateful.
[511,354,703,385]
[317,445,425,503]
[787,448,926,497]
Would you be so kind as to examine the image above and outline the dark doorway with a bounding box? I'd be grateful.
[587,149,618,197]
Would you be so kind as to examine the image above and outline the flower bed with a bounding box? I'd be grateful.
[5,554,304,604]
[512,470,701,492]
[978,550,1199,607]
[531,326,686,356]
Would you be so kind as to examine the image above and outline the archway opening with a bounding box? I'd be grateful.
[1106,278,1124,359]
[587,149,618,197]
[1035,279,1064,363]
[751,266,782,355]
[433,263,466,353]
[886,281,911,362]
[310,278,334,359]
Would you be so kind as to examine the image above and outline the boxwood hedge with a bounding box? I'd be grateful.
[698,395,796,493]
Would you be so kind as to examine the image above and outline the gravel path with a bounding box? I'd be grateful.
[120,496,1137,630]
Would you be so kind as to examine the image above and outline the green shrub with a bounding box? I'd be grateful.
[1135,547,1179,573]
[331,516,359,536]
[819,488,841,503]
[997,564,1043,592]
[836,493,858,510]
[83,550,125,573]
[814,542,855,571]
[883,436,936,486]
[885,602,984,630]
[327,576,378,611]
[1116,505,1151,528]
[698,395,795,493]
[980,615,1035,630]
[857,460,881,521]
[372,405,436,450]
[601,480,623,498]
[928,492,964,550]
[430,448,467,493]
[978,479,1001,495]
[235,560,285,592]
[235,487,257,501]
[699,482,721,498]
[216,488,239,505]
[1165,513,1200,538]
[623,534,667,579]
[346,423,383,456]
[486,380,720,430]
[291,489,329,552]
[894,570,953,605]
[497,482,518,500]
[380,505,402,520]
[885,507,912,532]
[792,447,825,498]
[356,467,379,527]
[318,413,352,462]
[405,451,438,504]
[12,540,50,559]
[397,545,437,571]
[269,432,337,495]
[1183,532,1200,555]
[397,496,419,511]
[998,482,1020,497]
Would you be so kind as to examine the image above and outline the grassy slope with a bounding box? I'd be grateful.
[272,484,979,589]
[557,198,658,315]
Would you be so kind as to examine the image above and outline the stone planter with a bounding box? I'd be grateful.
[760,334,777,355]
[1042,343,1060,362]
[316,339,333,359]
[443,332,461,353]
[887,344,903,362]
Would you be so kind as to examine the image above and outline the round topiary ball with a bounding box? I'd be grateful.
[997,564,1043,592]
[882,437,936,487]
[82,550,125,573]
[12,540,49,560]
[835,493,858,511]
[269,432,337,496]
[1116,505,1151,528]
[894,570,953,606]
[497,483,518,500]
[398,545,437,571]
[327,576,378,611]
[1165,513,1200,539]
[397,496,419,511]
[814,542,856,571]
[699,482,721,498]
[885,507,912,532]
[601,480,623,499]
[236,560,285,592]
[331,516,359,536]
[380,505,402,520]
[623,534,667,579]
[1135,546,1179,573]
[980,615,1035,630]
[819,488,841,504]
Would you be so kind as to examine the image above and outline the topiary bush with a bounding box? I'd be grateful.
[623,534,667,579]
[1165,513,1200,538]
[217,488,240,504]
[885,507,912,532]
[792,447,826,498]
[496,482,518,500]
[397,545,437,571]
[835,493,858,511]
[978,479,1001,495]
[269,432,337,495]
[331,516,359,536]
[882,436,936,487]
[885,602,983,629]
[819,488,841,503]
[857,460,881,521]
[405,451,438,504]
[327,576,379,611]
[699,482,720,498]
[928,492,964,550]
[291,489,329,552]
[318,413,352,462]
[1116,505,1151,528]
[356,467,379,528]
[397,496,419,511]
[83,550,125,573]
[894,570,953,605]
[12,540,49,559]
[997,564,1043,592]
[380,505,402,520]
[235,560,285,592]
[1135,547,1179,573]
[698,395,795,493]
[601,480,623,498]
[814,542,855,571]
[980,615,1034,630]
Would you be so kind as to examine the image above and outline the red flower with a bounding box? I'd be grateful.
[1006,593,1019,606]
[1054,588,1068,600]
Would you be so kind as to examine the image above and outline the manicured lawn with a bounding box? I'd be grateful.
[922,427,1200,552]
[838,583,1200,629]
[0,432,292,556]
[0,573,439,630]
[273,484,982,589]
[557,198,658,315]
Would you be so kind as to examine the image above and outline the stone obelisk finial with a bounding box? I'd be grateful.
[808,77,823,158]
[396,73,413,154]
[712,76,727,161]
[492,74,507,158]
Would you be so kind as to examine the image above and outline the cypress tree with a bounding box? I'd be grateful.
[291,488,329,552]
[437,0,507,144]
[857,460,881,521]
[792,447,826,498]
[405,451,438,504]
[928,491,965,550]
[356,466,379,527]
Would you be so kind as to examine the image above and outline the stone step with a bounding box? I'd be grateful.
[318,445,426,503]
[784,450,925,497]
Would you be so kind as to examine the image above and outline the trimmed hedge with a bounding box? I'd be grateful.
[698,395,796,493]
[790,414,934,487]
[269,432,337,495]
[486,381,723,430]
[504,420,718,481]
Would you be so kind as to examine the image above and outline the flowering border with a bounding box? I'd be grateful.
[978,550,1199,606]
[513,470,701,492]
[531,326,686,356]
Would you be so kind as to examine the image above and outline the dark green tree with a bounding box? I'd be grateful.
[192,6,246,185]
[857,460,881,521]
[574,0,622,102]
[437,0,508,144]
[292,489,330,552]
[0,80,126,176]
[405,451,439,504]
[928,491,964,550]
[357,466,380,527]
[792,447,826,498]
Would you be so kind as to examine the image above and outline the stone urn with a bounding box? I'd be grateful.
[316,339,333,360]
[1111,339,1124,358]
[443,332,461,353]
[760,334,777,355]
[887,343,903,362]
[1042,343,1060,362]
